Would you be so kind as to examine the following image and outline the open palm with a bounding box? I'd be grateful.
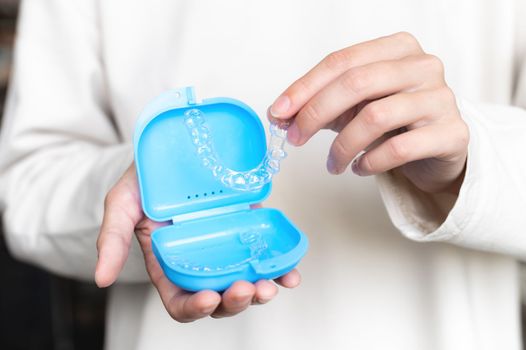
[95,164,301,322]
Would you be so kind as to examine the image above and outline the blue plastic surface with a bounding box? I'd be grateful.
[134,87,308,291]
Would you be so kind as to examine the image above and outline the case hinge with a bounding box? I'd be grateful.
[171,203,251,224]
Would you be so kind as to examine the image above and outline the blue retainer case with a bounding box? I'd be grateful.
[134,87,309,292]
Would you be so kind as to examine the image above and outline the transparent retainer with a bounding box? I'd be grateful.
[166,229,269,272]
[184,108,287,191]
[173,109,282,273]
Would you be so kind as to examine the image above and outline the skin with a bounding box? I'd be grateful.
[96,31,468,323]
[269,32,469,195]
[95,165,301,322]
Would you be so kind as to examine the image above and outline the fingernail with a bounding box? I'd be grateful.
[326,155,339,174]
[351,155,363,176]
[287,123,301,145]
[254,297,272,305]
[270,95,291,118]
[235,291,254,304]
[202,304,217,314]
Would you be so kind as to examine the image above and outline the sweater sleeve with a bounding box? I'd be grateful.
[376,97,526,259]
[0,0,147,282]
[376,0,526,260]
[376,18,526,262]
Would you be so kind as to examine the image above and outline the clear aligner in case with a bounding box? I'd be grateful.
[167,230,269,272]
[184,108,287,191]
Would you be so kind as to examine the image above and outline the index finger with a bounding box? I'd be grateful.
[269,32,423,120]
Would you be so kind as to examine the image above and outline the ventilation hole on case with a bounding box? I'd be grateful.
[186,190,224,199]
[270,264,277,269]
[174,91,181,98]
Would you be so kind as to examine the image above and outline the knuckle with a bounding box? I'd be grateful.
[421,54,444,75]
[149,268,165,286]
[104,189,117,208]
[454,120,470,148]
[323,49,351,71]
[96,236,103,250]
[360,154,374,173]
[388,137,410,162]
[300,101,322,124]
[361,102,388,131]
[392,31,419,48]
[332,137,352,159]
[439,86,457,105]
[293,77,313,99]
[340,68,369,95]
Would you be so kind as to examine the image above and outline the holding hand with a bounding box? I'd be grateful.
[270,32,469,194]
[95,164,301,322]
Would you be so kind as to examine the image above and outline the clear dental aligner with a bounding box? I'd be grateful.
[167,230,269,272]
[183,108,288,191]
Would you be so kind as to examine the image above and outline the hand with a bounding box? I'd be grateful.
[95,164,301,322]
[269,32,469,194]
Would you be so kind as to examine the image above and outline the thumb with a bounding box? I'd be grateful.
[95,165,142,287]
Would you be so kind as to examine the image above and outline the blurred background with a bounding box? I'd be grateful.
[0,2,106,349]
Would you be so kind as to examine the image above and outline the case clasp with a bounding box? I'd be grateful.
[185,86,196,105]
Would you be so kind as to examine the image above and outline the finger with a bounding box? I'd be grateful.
[166,290,222,323]
[275,268,301,288]
[131,195,221,323]
[252,280,279,305]
[351,122,468,177]
[95,167,143,288]
[269,32,423,119]
[135,230,222,322]
[211,281,256,318]
[135,226,182,304]
[327,87,456,174]
[289,54,445,146]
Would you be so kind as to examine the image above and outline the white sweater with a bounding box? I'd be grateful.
[1,0,526,349]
